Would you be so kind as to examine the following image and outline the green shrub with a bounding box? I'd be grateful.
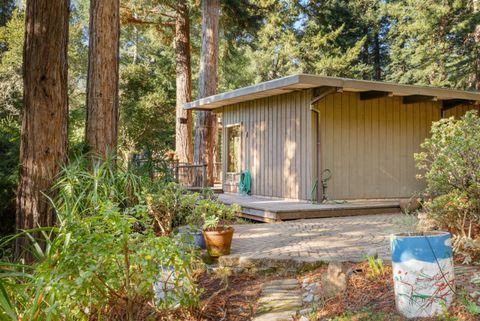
[146,182,200,235]
[0,117,19,238]
[193,199,238,230]
[0,156,201,320]
[415,111,480,260]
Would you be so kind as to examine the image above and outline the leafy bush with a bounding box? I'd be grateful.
[415,111,480,261]
[0,156,201,320]
[193,199,238,231]
[0,117,19,237]
[146,183,200,236]
[119,62,176,157]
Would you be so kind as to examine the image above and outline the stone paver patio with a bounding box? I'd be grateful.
[220,213,407,270]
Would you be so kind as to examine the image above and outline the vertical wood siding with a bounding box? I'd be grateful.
[442,105,480,118]
[220,91,476,200]
[315,92,441,199]
[221,91,312,199]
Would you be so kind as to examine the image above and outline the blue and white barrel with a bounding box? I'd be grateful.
[390,232,455,318]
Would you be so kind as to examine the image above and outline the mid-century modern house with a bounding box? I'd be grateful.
[184,75,480,203]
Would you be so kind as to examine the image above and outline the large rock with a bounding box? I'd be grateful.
[399,198,421,213]
[320,262,348,299]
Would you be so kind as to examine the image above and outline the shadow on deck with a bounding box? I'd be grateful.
[218,193,401,222]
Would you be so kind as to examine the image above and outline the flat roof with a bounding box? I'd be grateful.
[184,74,480,110]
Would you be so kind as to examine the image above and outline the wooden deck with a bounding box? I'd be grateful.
[187,183,224,193]
[218,193,401,222]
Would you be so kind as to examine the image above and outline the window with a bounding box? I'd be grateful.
[226,125,241,173]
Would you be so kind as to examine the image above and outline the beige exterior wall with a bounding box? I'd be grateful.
[314,92,442,200]
[442,104,480,118]
[221,90,313,200]
[220,90,477,201]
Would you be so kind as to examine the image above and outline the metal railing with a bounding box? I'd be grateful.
[169,161,223,190]
[169,161,207,189]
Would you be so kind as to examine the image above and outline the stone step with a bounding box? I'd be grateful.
[262,284,299,291]
[258,293,302,301]
[253,278,302,320]
[266,279,298,286]
[257,298,302,310]
[252,311,297,321]
[262,287,301,294]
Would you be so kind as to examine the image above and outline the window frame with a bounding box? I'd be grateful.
[225,122,242,175]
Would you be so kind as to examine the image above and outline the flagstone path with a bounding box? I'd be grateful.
[252,278,302,321]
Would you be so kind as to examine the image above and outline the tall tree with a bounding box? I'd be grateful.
[247,0,301,82]
[218,0,267,88]
[120,1,194,163]
[16,0,69,258]
[386,0,477,89]
[473,0,480,89]
[296,0,386,80]
[194,0,220,185]
[0,0,14,29]
[175,2,193,164]
[86,0,120,157]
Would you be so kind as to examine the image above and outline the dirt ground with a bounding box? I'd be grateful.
[156,262,480,321]
[299,262,480,321]
[156,271,267,321]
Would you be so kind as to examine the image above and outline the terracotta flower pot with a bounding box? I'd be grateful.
[202,226,234,257]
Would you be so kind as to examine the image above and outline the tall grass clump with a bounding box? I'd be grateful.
[0,155,201,321]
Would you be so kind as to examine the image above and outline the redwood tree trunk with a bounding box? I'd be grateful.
[373,32,381,80]
[86,0,120,158]
[175,2,193,165]
[16,0,69,259]
[194,0,219,186]
[474,0,480,89]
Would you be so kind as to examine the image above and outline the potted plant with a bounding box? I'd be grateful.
[194,199,238,257]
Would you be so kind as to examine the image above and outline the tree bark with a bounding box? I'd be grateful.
[474,0,480,89]
[361,28,370,80]
[175,2,193,165]
[373,32,381,80]
[16,0,69,260]
[194,0,219,186]
[86,0,120,158]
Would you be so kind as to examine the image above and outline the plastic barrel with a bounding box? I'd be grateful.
[390,231,455,318]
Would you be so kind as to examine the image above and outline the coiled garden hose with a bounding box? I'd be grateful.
[310,169,347,204]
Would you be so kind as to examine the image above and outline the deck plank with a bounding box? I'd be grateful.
[218,193,401,222]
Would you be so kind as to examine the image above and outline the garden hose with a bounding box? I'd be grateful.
[239,170,251,195]
[318,169,347,204]
[310,179,319,203]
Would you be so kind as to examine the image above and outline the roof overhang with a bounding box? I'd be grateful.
[183,74,480,110]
